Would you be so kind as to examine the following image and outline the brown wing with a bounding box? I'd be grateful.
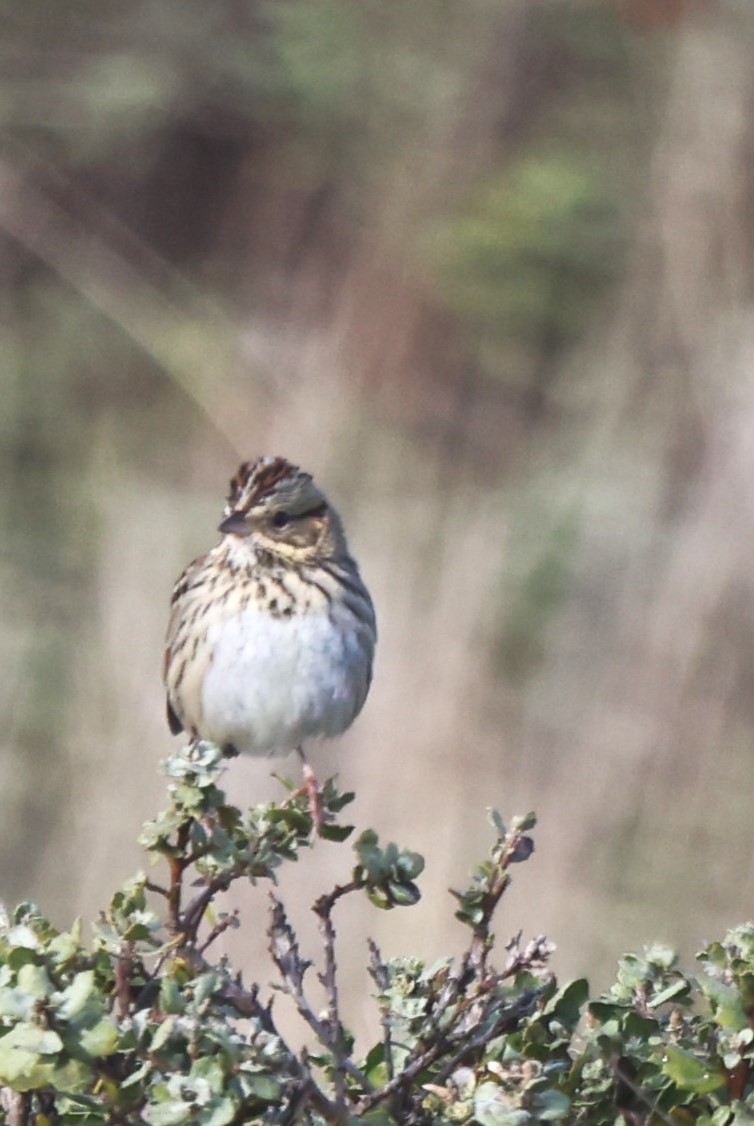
[166,697,184,735]
[163,553,209,735]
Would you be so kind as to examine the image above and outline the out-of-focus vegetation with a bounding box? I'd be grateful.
[2,0,754,1011]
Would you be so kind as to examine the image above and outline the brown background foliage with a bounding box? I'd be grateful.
[2,0,754,1028]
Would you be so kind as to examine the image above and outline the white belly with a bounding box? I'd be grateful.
[200,605,369,756]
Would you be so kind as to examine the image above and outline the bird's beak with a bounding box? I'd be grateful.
[218,511,252,537]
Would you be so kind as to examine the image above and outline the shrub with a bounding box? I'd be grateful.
[0,742,752,1124]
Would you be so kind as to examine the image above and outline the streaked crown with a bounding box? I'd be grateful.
[224,457,323,517]
[219,456,347,560]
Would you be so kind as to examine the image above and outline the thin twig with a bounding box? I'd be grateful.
[180,792,318,940]
[268,896,374,1098]
[182,869,241,941]
[356,988,541,1114]
[114,942,134,1021]
[198,909,240,955]
[184,949,344,1126]
[432,989,541,1084]
[167,822,191,935]
[313,887,358,1115]
[608,1053,676,1126]
[132,934,186,1010]
[462,831,530,977]
[0,1088,30,1126]
[314,880,362,914]
[367,939,394,1081]
[144,880,169,900]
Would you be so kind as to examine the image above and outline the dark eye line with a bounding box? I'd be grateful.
[271,502,327,528]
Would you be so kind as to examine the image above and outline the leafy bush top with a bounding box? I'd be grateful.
[0,743,752,1125]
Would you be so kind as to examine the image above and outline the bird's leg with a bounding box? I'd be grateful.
[296,746,324,834]
[186,728,204,761]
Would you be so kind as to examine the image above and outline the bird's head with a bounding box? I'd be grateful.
[218,457,347,563]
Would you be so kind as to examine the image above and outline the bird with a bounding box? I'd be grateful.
[163,456,376,801]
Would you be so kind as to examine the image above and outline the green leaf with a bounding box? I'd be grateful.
[325,787,355,813]
[48,1055,95,1094]
[319,822,354,842]
[662,1046,725,1095]
[172,782,207,810]
[387,881,421,907]
[588,1001,623,1025]
[145,1102,193,1126]
[19,963,54,999]
[697,974,748,1030]
[54,969,100,1021]
[270,772,297,792]
[544,978,588,1027]
[510,812,537,833]
[160,975,187,1015]
[361,1042,389,1087]
[79,1017,120,1057]
[615,953,648,992]
[354,829,380,868]
[474,1081,531,1125]
[0,1023,64,1089]
[699,941,728,970]
[48,926,84,966]
[239,1070,281,1101]
[121,1059,153,1089]
[150,1015,178,1052]
[0,1023,63,1057]
[649,977,691,1007]
[202,1099,237,1126]
[531,1088,571,1121]
[189,1056,226,1091]
[644,943,676,970]
[488,809,506,836]
[622,1010,659,1040]
[396,851,425,880]
[192,971,222,1009]
[5,924,42,951]
[0,986,34,1021]
[0,963,54,1021]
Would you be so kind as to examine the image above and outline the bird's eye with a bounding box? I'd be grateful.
[272,511,290,529]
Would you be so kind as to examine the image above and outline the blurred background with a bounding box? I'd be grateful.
[2,0,754,1033]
